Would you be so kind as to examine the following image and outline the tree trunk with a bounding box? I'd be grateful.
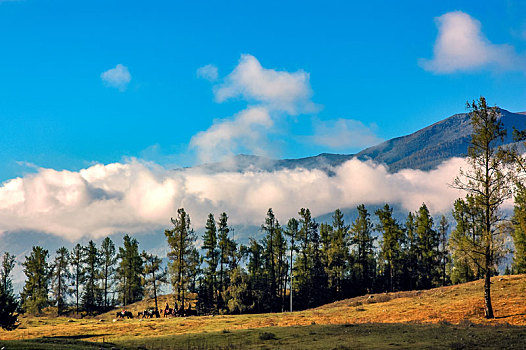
[153,270,158,312]
[484,249,494,318]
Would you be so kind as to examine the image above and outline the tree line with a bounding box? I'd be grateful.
[1,97,526,329]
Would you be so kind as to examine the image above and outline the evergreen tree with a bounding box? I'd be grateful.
[100,237,117,309]
[415,203,438,289]
[452,97,514,318]
[449,198,479,284]
[375,204,404,292]
[261,208,279,311]
[217,212,234,310]
[295,208,327,308]
[117,234,144,306]
[224,264,250,314]
[82,240,100,313]
[0,252,19,330]
[51,247,70,315]
[404,211,418,290]
[165,208,195,310]
[247,238,265,313]
[70,243,85,314]
[21,246,50,314]
[284,217,299,312]
[511,183,526,273]
[142,251,167,312]
[350,205,376,294]
[438,215,451,286]
[201,213,219,312]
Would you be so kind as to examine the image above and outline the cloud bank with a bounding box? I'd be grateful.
[0,157,466,241]
[101,64,132,91]
[420,11,525,73]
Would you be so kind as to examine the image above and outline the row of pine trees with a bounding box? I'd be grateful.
[1,196,525,320]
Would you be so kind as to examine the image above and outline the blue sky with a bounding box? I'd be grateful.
[0,0,526,182]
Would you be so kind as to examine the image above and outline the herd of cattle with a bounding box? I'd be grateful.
[115,305,198,319]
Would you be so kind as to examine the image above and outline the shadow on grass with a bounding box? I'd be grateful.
[495,313,526,319]
[41,333,111,340]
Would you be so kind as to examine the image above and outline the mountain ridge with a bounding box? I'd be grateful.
[189,108,526,173]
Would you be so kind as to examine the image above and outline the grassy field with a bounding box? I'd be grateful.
[1,274,525,349]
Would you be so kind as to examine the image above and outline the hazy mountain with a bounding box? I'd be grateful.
[192,108,526,173]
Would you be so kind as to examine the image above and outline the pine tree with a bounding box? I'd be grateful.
[82,240,100,313]
[165,208,195,310]
[202,213,219,312]
[100,237,117,309]
[217,212,234,310]
[70,243,85,314]
[449,198,479,284]
[284,218,299,312]
[295,208,326,308]
[0,252,19,330]
[452,97,514,318]
[117,234,144,306]
[404,212,418,290]
[142,251,167,312]
[51,247,70,315]
[21,246,50,314]
[511,183,526,273]
[375,204,404,292]
[415,203,438,289]
[350,205,376,294]
[261,208,279,311]
[438,215,451,286]
[247,238,265,313]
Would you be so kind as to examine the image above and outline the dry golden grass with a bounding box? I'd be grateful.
[1,274,525,344]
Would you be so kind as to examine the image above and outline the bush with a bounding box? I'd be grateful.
[259,332,277,340]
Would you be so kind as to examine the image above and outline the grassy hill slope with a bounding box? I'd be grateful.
[1,275,525,349]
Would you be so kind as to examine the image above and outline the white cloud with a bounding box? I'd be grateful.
[310,118,383,150]
[214,54,314,114]
[189,107,273,164]
[101,64,132,91]
[189,55,318,164]
[197,64,219,81]
[420,11,525,73]
[0,157,467,241]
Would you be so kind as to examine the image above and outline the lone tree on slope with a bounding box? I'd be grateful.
[453,97,514,319]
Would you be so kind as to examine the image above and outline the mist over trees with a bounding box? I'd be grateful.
[1,97,526,324]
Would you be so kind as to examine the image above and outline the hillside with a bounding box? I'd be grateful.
[189,108,526,173]
[1,274,525,349]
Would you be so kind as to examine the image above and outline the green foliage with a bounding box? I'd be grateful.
[100,237,117,309]
[453,97,514,319]
[415,203,439,289]
[350,205,375,294]
[82,240,101,313]
[323,209,351,298]
[70,243,85,314]
[512,183,526,273]
[51,247,70,315]
[201,213,220,312]
[165,208,196,309]
[0,252,19,330]
[117,234,144,306]
[375,204,404,292]
[142,251,167,311]
[21,246,50,314]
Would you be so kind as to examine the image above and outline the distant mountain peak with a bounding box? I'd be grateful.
[182,108,526,175]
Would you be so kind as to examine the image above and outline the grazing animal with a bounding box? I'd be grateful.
[116,310,133,319]
[185,307,197,316]
[163,307,173,318]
